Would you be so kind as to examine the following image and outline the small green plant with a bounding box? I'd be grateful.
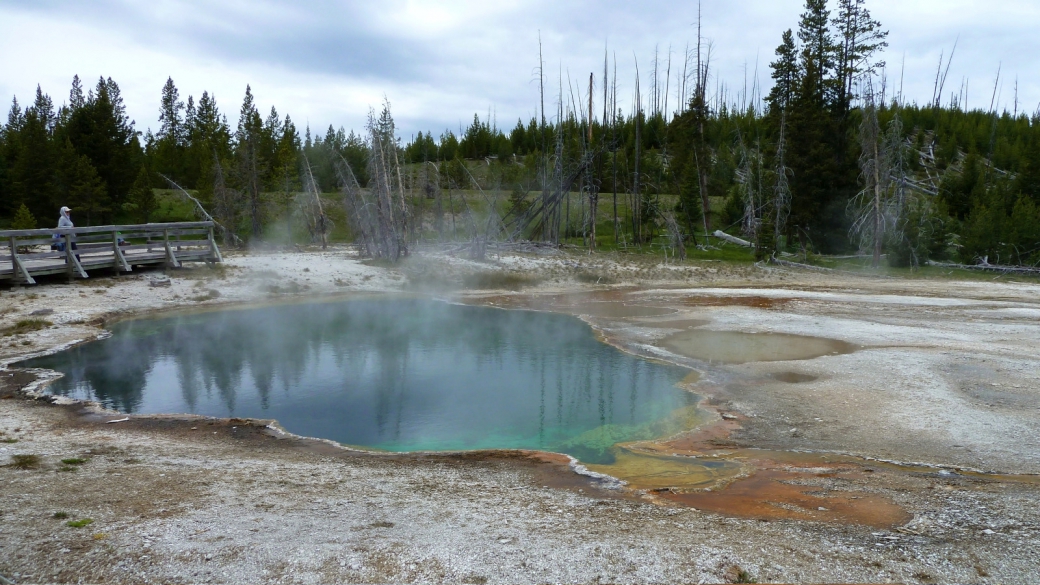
[724,565,757,584]
[66,518,94,528]
[61,458,88,465]
[53,511,69,519]
[9,454,41,469]
[0,438,17,444]
[735,570,757,584]
[57,465,77,473]
[1,319,52,337]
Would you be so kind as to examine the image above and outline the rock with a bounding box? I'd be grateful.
[30,309,54,316]
[149,279,172,288]
[721,413,738,421]
[982,529,995,535]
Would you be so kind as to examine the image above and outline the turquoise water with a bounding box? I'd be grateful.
[21,299,694,464]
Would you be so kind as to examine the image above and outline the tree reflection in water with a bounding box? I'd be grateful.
[22,299,693,464]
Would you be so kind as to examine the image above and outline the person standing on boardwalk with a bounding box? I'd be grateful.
[58,206,73,229]
[53,206,78,258]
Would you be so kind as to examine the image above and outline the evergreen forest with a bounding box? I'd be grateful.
[2,0,1039,269]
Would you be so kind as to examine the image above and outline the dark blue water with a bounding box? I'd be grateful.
[21,299,694,463]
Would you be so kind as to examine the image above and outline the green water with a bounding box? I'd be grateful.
[22,298,695,464]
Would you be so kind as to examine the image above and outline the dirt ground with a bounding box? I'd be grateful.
[1,246,1038,584]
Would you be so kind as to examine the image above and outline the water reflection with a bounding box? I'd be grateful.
[22,299,693,463]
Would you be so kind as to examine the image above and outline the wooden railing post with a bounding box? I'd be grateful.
[8,236,35,284]
[112,229,131,272]
[163,228,181,268]
[65,231,87,279]
[208,226,224,263]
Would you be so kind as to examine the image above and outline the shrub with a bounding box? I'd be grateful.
[10,454,41,469]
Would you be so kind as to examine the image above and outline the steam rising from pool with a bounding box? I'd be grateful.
[22,298,696,464]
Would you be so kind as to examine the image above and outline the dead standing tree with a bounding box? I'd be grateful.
[772,112,792,254]
[339,102,409,262]
[662,212,687,261]
[850,82,907,267]
[334,152,374,257]
[735,136,766,244]
[299,155,329,249]
[586,72,599,252]
[850,85,886,266]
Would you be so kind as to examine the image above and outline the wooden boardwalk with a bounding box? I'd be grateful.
[1,222,222,284]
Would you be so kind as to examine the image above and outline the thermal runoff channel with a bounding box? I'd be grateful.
[23,299,695,464]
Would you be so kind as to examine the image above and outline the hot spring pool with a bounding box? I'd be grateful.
[21,298,697,464]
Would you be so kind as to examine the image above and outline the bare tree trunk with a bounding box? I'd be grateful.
[872,130,882,267]
[612,56,619,247]
[302,156,328,250]
[588,72,597,252]
[248,145,263,240]
[633,61,642,244]
[773,112,791,251]
[695,0,711,237]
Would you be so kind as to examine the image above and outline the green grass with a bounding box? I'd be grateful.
[61,458,88,466]
[66,518,94,528]
[461,271,544,290]
[1,319,52,337]
[52,511,69,519]
[0,438,17,444]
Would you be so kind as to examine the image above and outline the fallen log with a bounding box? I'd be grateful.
[770,258,834,272]
[926,260,1040,275]
[712,230,754,248]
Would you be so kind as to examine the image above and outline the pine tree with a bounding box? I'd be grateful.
[126,165,156,223]
[236,85,265,238]
[156,77,186,181]
[10,90,60,222]
[1017,136,1040,203]
[832,0,888,118]
[32,85,56,132]
[786,57,837,249]
[185,91,232,192]
[797,0,834,103]
[59,77,141,222]
[10,203,36,230]
[766,29,799,117]
[58,140,108,226]
[69,75,86,110]
[158,78,184,142]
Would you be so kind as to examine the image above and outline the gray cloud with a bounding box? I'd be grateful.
[1,0,1036,138]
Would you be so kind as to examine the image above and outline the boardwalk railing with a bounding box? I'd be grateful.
[0,221,222,284]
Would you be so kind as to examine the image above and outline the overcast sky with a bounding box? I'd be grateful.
[1,0,1037,140]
